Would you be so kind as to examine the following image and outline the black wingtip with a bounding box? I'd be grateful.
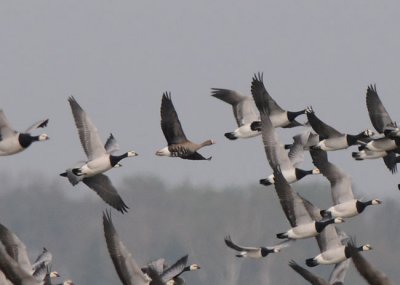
[224,132,238,140]
[305,258,318,267]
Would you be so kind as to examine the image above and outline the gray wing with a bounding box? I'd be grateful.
[32,261,48,282]
[351,250,394,285]
[24,119,49,133]
[288,131,310,167]
[289,260,330,285]
[306,107,343,138]
[104,133,120,154]
[0,244,40,285]
[310,149,354,204]
[0,223,32,274]
[211,88,259,126]
[383,151,397,174]
[0,110,16,140]
[224,235,261,253]
[103,211,150,285]
[83,174,129,214]
[328,259,350,285]
[316,225,342,253]
[160,92,188,145]
[366,84,394,134]
[251,73,285,115]
[273,166,313,227]
[32,248,52,272]
[251,76,293,171]
[68,96,106,160]
[143,258,165,275]
[160,255,188,283]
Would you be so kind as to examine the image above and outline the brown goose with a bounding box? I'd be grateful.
[156,92,215,160]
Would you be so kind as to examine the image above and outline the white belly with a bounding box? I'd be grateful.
[315,246,346,265]
[79,156,112,177]
[327,200,358,218]
[0,137,23,156]
[233,124,260,139]
[270,112,289,128]
[287,223,317,239]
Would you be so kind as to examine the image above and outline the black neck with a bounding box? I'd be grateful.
[260,247,273,257]
[356,200,371,213]
[295,168,312,180]
[109,153,128,167]
[315,219,334,233]
[18,133,36,148]
[287,110,306,122]
[346,132,367,146]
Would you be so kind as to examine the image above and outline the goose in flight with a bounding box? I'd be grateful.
[156,92,215,160]
[60,97,137,213]
[250,73,306,129]
[349,243,394,285]
[306,227,372,267]
[224,235,292,258]
[306,106,373,151]
[0,109,49,156]
[289,258,350,285]
[211,88,260,140]
[310,149,381,218]
[251,81,319,185]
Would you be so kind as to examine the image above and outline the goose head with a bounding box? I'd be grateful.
[38,133,50,141]
[371,199,382,205]
[334,217,345,224]
[360,244,373,251]
[188,263,201,271]
[50,271,60,278]
[126,150,138,157]
[312,168,320,174]
[362,129,375,138]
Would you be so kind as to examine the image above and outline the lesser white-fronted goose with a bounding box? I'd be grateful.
[224,235,292,258]
[156,92,215,160]
[211,88,260,140]
[60,97,136,213]
[0,109,49,156]
[306,106,373,151]
[311,149,381,218]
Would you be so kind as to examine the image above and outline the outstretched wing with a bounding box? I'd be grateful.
[83,174,129,214]
[25,118,49,133]
[160,92,188,145]
[0,110,16,140]
[68,96,106,160]
[366,84,395,133]
[306,107,343,138]
[289,260,330,285]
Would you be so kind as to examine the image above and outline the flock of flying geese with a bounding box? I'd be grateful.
[0,72,397,284]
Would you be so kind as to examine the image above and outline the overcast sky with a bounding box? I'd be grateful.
[1,1,400,203]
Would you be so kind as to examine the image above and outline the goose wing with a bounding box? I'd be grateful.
[160,255,188,283]
[0,244,41,285]
[83,174,129,214]
[32,248,52,272]
[310,149,354,204]
[383,151,397,174]
[251,76,293,172]
[224,235,260,253]
[104,133,120,154]
[328,259,350,285]
[251,73,285,115]
[103,211,150,285]
[288,131,310,167]
[350,248,394,285]
[366,84,395,134]
[0,223,32,274]
[211,88,259,126]
[289,260,330,285]
[160,92,188,145]
[316,225,342,253]
[0,110,16,140]
[68,96,106,160]
[25,119,49,133]
[273,166,313,227]
[306,107,343,138]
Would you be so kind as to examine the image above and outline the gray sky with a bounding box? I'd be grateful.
[1,0,400,202]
